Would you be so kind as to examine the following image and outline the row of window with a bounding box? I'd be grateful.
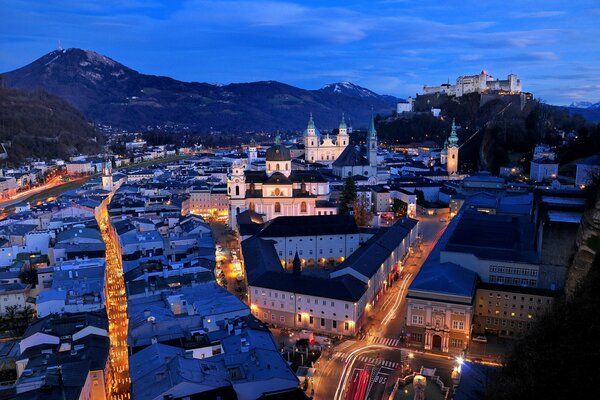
[483,301,536,310]
[489,265,537,276]
[489,275,537,286]
[410,316,464,331]
[282,248,346,256]
[297,314,350,330]
[486,309,534,319]
[254,289,350,309]
[486,293,549,303]
[485,317,532,329]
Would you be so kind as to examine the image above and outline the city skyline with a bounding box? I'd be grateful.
[1,0,599,105]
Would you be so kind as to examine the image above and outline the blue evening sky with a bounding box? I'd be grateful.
[1,0,599,105]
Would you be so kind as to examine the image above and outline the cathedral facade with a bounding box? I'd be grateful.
[227,137,334,228]
[304,114,349,164]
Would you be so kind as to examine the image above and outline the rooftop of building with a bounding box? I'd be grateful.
[444,211,538,263]
[129,315,298,400]
[257,214,359,238]
[409,261,478,299]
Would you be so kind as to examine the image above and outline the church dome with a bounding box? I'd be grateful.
[265,143,291,161]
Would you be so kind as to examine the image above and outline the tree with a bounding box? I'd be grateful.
[339,176,357,215]
[414,189,425,205]
[352,194,374,227]
[19,268,37,286]
[391,198,407,217]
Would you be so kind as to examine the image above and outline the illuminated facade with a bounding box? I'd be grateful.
[423,71,522,97]
[304,114,349,164]
[227,137,332,228]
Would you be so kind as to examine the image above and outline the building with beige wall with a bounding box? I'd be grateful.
[406,261,477,354]
[473,283,559,338]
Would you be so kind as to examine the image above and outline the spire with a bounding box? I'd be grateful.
[307,112,315,129]
[275,135,281,145]
[448,119,459,148]
[368,113,376,135]
[292,251,301,276]
[339,112,347,130]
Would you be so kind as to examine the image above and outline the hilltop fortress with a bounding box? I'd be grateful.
[423,70,522,97]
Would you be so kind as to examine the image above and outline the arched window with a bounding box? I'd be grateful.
[249,202,255,211]
[311,141,314,146]
[249,183,255,192]
[300,202,307,213]
[235,186,240,196]
[343,141,346,145]
[274,202,281,213]
[452,154,455,159]
[268,163,271,170]
[364,171,368,176]
[236,207,240,214]
[276,163,280,171]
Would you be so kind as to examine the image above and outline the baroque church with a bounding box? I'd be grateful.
[304,113,349,164]
[227,137,335,228]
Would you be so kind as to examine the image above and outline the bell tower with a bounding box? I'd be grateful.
[447,119,459,175]
[102,159,113,191]
[337,113,349,148]
[304,113,318,163]
[367,114,378,167]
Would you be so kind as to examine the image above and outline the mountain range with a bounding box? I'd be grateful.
[1,48,398,132]
[569,101,600,110]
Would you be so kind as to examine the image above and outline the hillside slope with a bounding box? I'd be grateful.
[0,85,102,163]
[3,49,397,131]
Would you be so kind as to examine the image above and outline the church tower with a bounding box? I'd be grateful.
[228,159,246,199]
[101,159,113,191]
[337,113,349,148]
[304,113,319,163]
[247,139,257,170]
[440,138,448,165]
[446,119,459,175]
[367,114,378,167]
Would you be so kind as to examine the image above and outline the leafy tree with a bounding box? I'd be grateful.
[414,189,425,205]
[339,176,357,215]
[391,198,407,217]
[352,194,374,227]
[19,268,37,286]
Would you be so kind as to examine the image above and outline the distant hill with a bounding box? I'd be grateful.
[2,48,398,132]
[0,85,102,164]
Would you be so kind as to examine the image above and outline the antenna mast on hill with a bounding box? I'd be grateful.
[58,40,63,51]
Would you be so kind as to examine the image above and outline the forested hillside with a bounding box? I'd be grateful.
[0,84,102,164]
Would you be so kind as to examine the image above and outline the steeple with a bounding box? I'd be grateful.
[337,112,349,147]
[292,251,302,276]
[448,119,459,148]
[446,119,459,175]
[307,113,315,130]
[368,113,376,136]
[367,113,377,166]
[339,113,347,130]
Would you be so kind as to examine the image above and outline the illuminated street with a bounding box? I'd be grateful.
[312,213,454,400]
[97,196,131,400]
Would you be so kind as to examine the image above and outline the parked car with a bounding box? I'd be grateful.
[472,335,488,343]
[439,218,448,223]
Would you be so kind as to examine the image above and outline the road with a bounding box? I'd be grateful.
[313,213,454,400]
[97,196,131,399]
[0,176,85,209]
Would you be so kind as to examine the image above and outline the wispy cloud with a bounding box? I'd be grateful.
[0,0,597,104]
[511,11,566,19]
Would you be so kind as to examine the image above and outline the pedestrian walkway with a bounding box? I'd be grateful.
[333,352,404,369]
[371,336,402,347]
